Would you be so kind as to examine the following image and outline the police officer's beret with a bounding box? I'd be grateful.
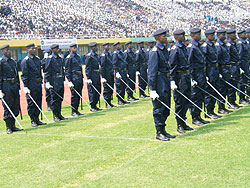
[88,42,97,47]
[125,41,132,45]
[113,42,120,46]
[217,29,226,34]
[205,29,215,35]
[190,28,201,34]
[26,43,35,48]
[148,41,155,44]
[70,43,77,48]
[0,44,9,50]
[153,29,167,36]
[102,42,109,46]
[227,29,236,34]
[51,44,59,49]
[173,29,185,35]
[237,30,245,35]
[246,28,250,33]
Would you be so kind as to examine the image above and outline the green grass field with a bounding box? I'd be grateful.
[0,94,249,188]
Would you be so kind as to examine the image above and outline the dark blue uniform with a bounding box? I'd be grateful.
[0,56,20,126]
[187,40,206,119]
[227,40,240,104]
[85,51,101,108]
[44,53,65,117]
[113,49,128,101]
[148,42,171,127]
[216,40,232,109]
[21,54,43,122]
[136,47,148,96]
[65,52,83,113]
[100,50,114,104]
[124,48,136,98]
[237,38,250,101]
[201,40,220,112]
[169,42,191,126]
[42,53,51,109]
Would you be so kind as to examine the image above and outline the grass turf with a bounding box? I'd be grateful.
[0,93,249,188]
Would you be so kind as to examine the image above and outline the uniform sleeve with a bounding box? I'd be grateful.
[169,48,178,81]
[216,45,222,64]
[100,55,106,79]
[85,55,92,79]
[112,53,120,73]
[65,57,72,82]
[0,61,3,90]
[44,58,52,83]
[21,59,29,87]
[148,51,158,90]
[237,43,243,60]
[135,52,140,71]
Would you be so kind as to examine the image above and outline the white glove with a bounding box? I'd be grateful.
[116,72,121,79]
[68,82,74,88]
[127,74,129,78]
[86,79,92,84]
[191,79,197,87]
[219,74,223,78]
[150,90,159,100]
[240,68,245,74]
[136,71,140,76]
[45,82,53,89]
[170,81,178,90]
[0,90,3,99]
[64,81,66,86]
[23,87,30,94]
[101,78,107,83]
[19,90,21,95]
[206,77,209,81]
[41,84,44,89]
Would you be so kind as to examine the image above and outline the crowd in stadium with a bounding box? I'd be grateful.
[0,0,249,39]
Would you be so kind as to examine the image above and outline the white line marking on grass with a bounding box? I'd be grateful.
[15,132,158,142]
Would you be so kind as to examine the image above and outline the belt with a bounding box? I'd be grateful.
[72,71,82,75]
[193,68,205,72]
[231,62,239,66]
[207,63,218,67]
[3,78,17,83]
[30,78,42,83]
[220,64,232,68]
[176,70,190,74]
[158,71,170,77]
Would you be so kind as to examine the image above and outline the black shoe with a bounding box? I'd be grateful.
[206,112,221,119]
[143,93,149,97]
[155,127,170,141]
[224,109,233,113]
[12,127,23,132]
[183,125,194,131]
[177,125,185,134]
[218,108,229,114]
[106,104,112,108]
[90,108,98,112]
[110,103,115,107]
[76,111,84,116]
[199,118,210,124]
[139,94,146,98]
[118,100,125,105]
[31,120,38,127]
[58,114,68,120]
[96,107,102,111]
[239,100,249,105]
[192,118,204,126]
[53,116,61,122]
[228,104,240,109]
[128,96,136,101]
[6,128,13,134]
[123,100,130,104]
[36,118,47,126]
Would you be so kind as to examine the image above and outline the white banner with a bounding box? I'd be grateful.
[40,39,77,50]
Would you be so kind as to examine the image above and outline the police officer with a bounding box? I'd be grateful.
[21,43,46,127]
[85,42,102,112]
[246,29,250,51]
[169,29,194,134]
[237,30,250,105]
[100,42,115,108]
[168,40,175,54]
[136,41,149,98]
[124,41,138,101]
[44,44,67,121]
[226,29,241,109]
[113,42,130,105]
[187,28,210,126]
[215,29,234,114]
[146,41,155,61]
[201,29,222,118]
[0,45,23,134]
[148,29,176,141]
[65,43,84,116]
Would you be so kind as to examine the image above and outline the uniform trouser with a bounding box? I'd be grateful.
[218,67,231,109]
[228,65,240,103]
[115,72,127,101]
[205,65,220,112]
[173,74,191,125]
[45,87,51,107]
[2,82,20,123]
[126,69,136,97]
[152,75,171,127]
[87,80,101,108]
[26,82,42,120]
[190,70,206,118]
[50,81,64,115]
[103,73,114,102]
[139,66,148,95]
[70,81,83,112]
[239,61,250,101]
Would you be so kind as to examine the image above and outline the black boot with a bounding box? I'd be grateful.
[31,117,38,127]
[11,119,23,132]
[128,95,136,101]
[118,99,125,105]
[198,117,210,124]
[106,102,112,108]
[58,113,68,120]
[183,124,194,131]
[177,124,185,134]
[192,116,204,126]
[206,109,221,119]
[36,117,47,126]
[72,110,84,116]
[5,119,13,134]
[156,126,170,141]
[162,128,176,138]
[53,112,61,122]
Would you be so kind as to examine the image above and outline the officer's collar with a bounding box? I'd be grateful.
[155,42,165,50]
[217,40,225,45]
[28,54,35,58]
[91,50,97,55]
[176,42,184,47]
[191,40,199,46]
[2,55,9,61]
[206,40,214,46]
[52,53,59,58]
